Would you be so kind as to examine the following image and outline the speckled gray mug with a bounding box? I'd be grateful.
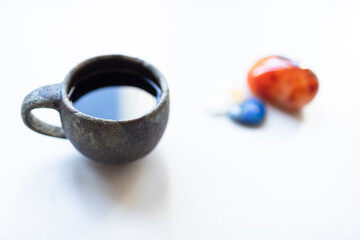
[21,55,169,164]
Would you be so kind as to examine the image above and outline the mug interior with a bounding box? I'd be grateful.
[62,55,167,120]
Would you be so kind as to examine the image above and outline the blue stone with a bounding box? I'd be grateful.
[227,98,266,125]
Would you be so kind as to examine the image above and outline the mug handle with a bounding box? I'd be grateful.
[21,84,66,139]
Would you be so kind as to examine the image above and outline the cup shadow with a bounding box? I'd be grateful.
[69,150,168,213]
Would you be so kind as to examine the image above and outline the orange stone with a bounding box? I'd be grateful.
[247,56,319,111]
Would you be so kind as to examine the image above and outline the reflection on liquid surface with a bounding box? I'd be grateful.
[72,85,157,121]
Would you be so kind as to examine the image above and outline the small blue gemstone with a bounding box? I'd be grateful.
[227,98,266,125]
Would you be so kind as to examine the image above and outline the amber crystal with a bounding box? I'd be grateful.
[247,56,319,111]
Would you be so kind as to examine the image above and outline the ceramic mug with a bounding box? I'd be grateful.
[21,55,169,164]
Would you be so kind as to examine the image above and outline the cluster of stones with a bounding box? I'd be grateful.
[228,56,319,126]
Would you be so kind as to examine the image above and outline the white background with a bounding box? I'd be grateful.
[1,0,360,239]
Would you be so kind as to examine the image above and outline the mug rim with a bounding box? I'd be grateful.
[61,55,169,123]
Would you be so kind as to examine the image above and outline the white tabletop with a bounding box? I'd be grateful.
[1,0,360,239]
